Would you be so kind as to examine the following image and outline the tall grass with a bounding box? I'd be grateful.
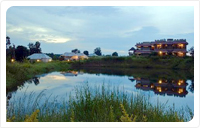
[7,84,193,122]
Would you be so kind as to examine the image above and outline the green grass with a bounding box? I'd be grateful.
[6,60,70,92]
[71,56,194,72]
[7,84,193,122]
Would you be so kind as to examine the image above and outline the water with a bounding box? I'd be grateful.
[7,68,194,113]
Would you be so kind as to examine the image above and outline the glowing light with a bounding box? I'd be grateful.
[158,80,162,84]
[49,59,52,62]
[157,87,162,92]
[178,82,181,85]
[151,84,154,88]
[178,52,184,57]
[178,88,184,94]
[178,44,184,48]
[11,59,15,63]
[159,51,162,55]
[37,59,40,62]
[179,80,184,83]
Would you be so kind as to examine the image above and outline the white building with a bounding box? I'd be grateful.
[61,52,88,61]
[27,53,52,62]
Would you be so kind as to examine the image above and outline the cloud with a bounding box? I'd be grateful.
[6,6,194,55]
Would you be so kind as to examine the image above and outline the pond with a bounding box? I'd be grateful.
[7,68,194,114]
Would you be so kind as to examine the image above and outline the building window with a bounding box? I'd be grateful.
[178,44,184,49]
[158,51,163,56]
[177,52,184,57]
[157,44,162,49]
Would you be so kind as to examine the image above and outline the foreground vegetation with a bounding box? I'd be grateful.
[6,61,70,92]
[7,85,193,122]
[71,56,194,73]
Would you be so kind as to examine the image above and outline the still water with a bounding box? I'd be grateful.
[7,68,194,112]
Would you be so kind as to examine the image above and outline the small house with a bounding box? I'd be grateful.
[61,52,88,61]
[27,53,52,62]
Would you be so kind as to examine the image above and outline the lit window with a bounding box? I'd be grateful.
[178,52,184,57]
[178,44,184,48]
[157,44,162,49]
[157,87,162,92]
[178,88,184,94]
[158,51,163,55]
[158,80,162,84]
[179,80,184,83]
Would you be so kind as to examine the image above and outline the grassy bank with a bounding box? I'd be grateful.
[71,67,194,80]
[71,56,194,72]
[6,61,70,92]
[7,85,193,122]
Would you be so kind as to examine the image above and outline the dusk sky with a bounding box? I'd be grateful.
[6,6,194,55]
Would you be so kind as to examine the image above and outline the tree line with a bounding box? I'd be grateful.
[6,36,119,62]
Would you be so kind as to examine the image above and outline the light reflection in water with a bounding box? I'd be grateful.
[130,77,189,97]
[7,70,194,113]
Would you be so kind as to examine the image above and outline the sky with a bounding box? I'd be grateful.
[6,6,194,56]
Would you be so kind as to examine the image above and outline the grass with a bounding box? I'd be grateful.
[7,84,193,122]
[6,60,70,92]
[71,56,194,72]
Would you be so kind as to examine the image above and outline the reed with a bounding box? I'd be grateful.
[7,84,193,122]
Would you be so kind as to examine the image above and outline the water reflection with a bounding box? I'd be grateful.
[7,68,194,112]
[130,77,188,97]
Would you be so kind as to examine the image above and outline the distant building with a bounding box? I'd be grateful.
[128,47,136,56]
[133,39,188,57]
[61,52,88,61]
[27,53,52,62]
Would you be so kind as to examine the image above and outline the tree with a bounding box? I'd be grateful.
[188,46,194,57]
[94,47,102,56]
[6,36,15,61]
[6,36,11,48]
[15,45,29,62]
[112,52,118,56]
[83,50,89,56]
[28,41,41,55]
[71,49,80,53]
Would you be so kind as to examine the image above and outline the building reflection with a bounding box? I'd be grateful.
[61,70,84,77]
[131,77,188,97]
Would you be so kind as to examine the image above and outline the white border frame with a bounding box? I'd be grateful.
[1,0,200,128]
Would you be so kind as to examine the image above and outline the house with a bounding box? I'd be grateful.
[76,53,89,60]
[133,39,188,57]
[128,47,136,56]
[27,53,52,62]
[61,52,88,61]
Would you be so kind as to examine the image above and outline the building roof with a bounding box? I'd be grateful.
[27,53,52,59]
[76,53,87,56]
[129,47,135,51]
[62,52,76,56]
